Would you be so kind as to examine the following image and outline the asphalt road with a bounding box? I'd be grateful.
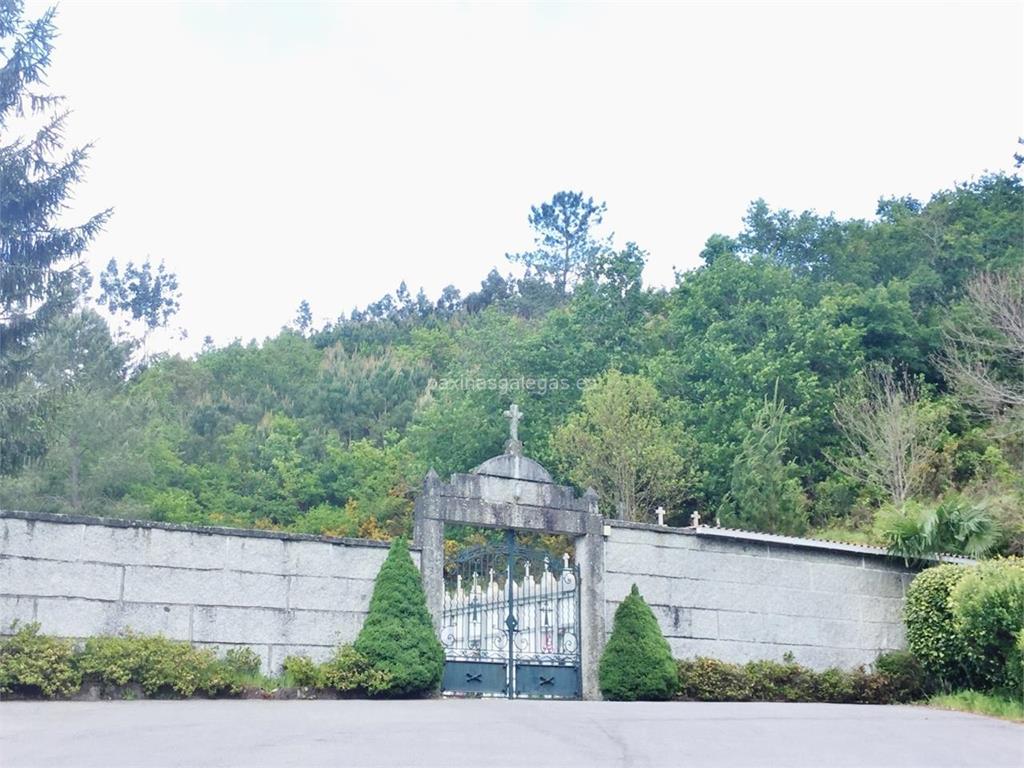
[1,700,1021,768]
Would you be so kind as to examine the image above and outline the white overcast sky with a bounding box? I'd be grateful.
[25,1,1024,354]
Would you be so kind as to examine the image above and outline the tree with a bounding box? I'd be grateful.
[719,386,808,535]
[506,191,608,296]
[0,2,111,472]
[291,300,312,335]
[939,267,1024,432]
[831,366,943,505]
[354,537,443,696]
[598,584,677,701]
[0,2,110,374]
[97,258,181,338]
[551,370,695,521]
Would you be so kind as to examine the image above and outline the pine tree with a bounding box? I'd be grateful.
[720,387,808,535]
[0,2,111,472]
[354,538,443,696]
[599,584,677,701]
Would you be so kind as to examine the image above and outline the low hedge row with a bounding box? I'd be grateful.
[676,652,931,704]
[0,623,262,699]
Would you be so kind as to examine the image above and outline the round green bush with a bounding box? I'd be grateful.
[354,538,443,697]
[904,564,971,689]
[949,557,1024,693]
[599,585,677,701]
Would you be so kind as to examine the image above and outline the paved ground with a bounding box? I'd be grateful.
[0,700,1020,768]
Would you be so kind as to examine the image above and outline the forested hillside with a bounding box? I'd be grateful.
[3,167,1021,555]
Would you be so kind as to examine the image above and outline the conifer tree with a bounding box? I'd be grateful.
[599,584,677,701]
[354,538,443,696]
[0,2,111,472]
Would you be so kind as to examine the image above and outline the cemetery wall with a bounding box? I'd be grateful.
[604,521,930,670]
[0,510,409,673]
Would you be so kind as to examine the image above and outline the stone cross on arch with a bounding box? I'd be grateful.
[503,403,523,442]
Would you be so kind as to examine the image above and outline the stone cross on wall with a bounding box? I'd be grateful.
[503,403,523,442]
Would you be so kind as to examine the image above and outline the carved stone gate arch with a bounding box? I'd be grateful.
[413,424,606,699]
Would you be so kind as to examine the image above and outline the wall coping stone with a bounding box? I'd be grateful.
[0,509,417,551]
[606,519,973,565]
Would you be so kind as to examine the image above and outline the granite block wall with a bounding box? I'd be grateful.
[603,522,923,670]
[0,511,414,673]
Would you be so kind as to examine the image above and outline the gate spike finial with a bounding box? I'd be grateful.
[563,552,570,570]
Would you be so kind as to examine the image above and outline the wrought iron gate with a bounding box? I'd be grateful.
[440,529,581,698]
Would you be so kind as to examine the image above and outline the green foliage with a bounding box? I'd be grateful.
[676,653,930,704]
[77,632,241,697]
[552,371,697,521]
[873,650,933,701]
[1,130,1022,544]
[222,647,262,678]
[0,623,81,698]
[949,558,1024,692]
[676,656,753,701]
[281,646,395,695]
[282,655,324,688]
[599,585,677,701]
[876,494,1001,561]
[904,564,971,689]
[354,538,443,697]
[719,386,808,535]
[321,645,394,695]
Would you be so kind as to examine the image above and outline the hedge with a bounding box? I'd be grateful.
[0,624,251,699]
[905,558,1024,694]
[904,564,971,689]
[677,651,930,704]
[949,558,1024,693]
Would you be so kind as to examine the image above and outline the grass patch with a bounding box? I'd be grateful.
[928,690,1024,722]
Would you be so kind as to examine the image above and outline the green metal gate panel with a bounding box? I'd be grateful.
[441,661,507,696]
[514,664,580,698]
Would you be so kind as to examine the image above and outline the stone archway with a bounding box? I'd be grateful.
[413,412,606,699]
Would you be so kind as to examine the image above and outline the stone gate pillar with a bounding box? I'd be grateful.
[575,488,606,700]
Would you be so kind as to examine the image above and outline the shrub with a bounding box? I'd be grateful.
[353,538,443,697]
[744,657,817,701]
[677,657,752,701]
[282,647,395,694]
[904,564,971,689]
[283,655,324,688]
[223,647,262,678]
[78,632,241,697]
[949,557,1024,692]
[599,585,677,701]
[873,650,933,701]
[0,623,81,698]
[676,653,927,704]
[322,645,394,695]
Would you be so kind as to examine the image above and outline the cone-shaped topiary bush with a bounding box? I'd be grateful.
[354,537,444,697]
[599,584,677,700]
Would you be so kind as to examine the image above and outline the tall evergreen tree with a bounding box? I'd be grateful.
[0,1,110,472]
[719,386,808,535]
